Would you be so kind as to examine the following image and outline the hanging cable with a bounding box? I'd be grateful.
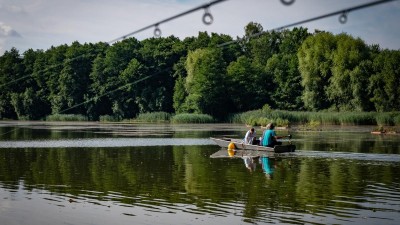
[274,0,395,30]
[107,0,227,43]
[219,0,396,47]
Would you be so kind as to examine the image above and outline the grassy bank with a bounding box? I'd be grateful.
[133,112,215,123]
[229,110,400,127]
[134,112,171,123]
[171,113,215,123]
[46,114,88,121]
[44,111,400,127]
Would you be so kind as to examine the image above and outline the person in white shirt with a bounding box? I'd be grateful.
[243,127,257,145]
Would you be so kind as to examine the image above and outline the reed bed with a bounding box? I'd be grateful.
[135,112,172,122]
[46,114,88,121]
[230,110,400,126]
[171,113,215,123]
[99,115,121,122]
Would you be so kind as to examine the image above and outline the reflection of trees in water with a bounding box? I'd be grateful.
[0,146,399,222]
[295,132,400,154]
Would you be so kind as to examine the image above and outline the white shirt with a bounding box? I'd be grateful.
[244,130,256,144]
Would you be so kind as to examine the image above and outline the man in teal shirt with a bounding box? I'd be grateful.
[262,123,283,147]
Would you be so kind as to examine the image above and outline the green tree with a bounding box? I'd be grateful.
[7,49,50,120]
[172,57,188,113]
[244,22,263,37]
[298,32,336,111]
[88,38,141,119]
[53,42,96,114]
[369,50,400,111]
[265,28,310,110]
[248,30,282,67]
[227,56,268,111]
[40,45,68,116]
[137,36,184,114]
[118,58,145,118]
[0,48,23,119]
[327,34,370,111]
[266,53,303,110]
[185,48,229,119]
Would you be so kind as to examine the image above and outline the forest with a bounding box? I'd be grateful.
[0,22,399,121]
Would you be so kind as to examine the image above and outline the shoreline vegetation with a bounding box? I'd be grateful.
[28,110,400,132]
[1,24,399,124]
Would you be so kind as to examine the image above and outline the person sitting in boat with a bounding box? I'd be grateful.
[243,127,257,145]
[259,123,271,145]
[261,123,283,147]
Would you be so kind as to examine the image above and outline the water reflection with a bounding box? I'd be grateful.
[242,156,257,172]
[0,138,214,148]
[0,146,399,225]
[260,156,275,179]
[1,122,400,225]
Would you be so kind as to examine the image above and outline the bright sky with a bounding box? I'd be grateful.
[0,0,399,56]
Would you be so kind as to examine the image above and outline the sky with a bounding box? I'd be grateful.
[0,0,399,56]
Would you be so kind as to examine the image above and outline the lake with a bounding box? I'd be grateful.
[1,121,399,225]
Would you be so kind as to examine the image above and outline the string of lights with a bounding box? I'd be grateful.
[107,0,229,43]
[219,0,397,47]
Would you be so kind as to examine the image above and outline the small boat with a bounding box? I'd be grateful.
[210,137,296,153]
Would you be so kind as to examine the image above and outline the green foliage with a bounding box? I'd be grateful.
[394,115,400,126]
[231,110,400,126]
[375,113,395,126]
[0,48,23,119]
[135,112,172,122]
[266,53,304,110]
[1,24,399,122]
[338,112,376,125]
[171,113,215,123]
[227,56,266,111]
[45,114,88,121]
[298,32,336,111]
[99,115,121,122]
[369,50,400,111]
[327,34,370,111]
[184,47,229,119]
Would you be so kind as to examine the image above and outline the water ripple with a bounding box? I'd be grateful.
[0,138,215,148]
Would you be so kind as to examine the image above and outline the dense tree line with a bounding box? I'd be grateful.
[0,23,399,121]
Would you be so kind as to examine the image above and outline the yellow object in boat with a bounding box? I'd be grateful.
[228,142,235,150]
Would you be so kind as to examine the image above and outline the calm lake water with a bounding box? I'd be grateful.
[1,121,399,225]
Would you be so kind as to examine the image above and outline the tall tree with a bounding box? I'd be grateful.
[88,38,141,119]
[265,27,310,110]
[248,30,282,67]
[298,32,336,111]
[185,48,229,119]
[137,36,184,114]
[172,57,188,113]
[266,53,304,110]
[42,45,68,115]
[54,42,97,114]
[327,34,370,111]
[10,49,50,119]
[227,56,268,112]
[0,48,23,119]
[369,50,400,111]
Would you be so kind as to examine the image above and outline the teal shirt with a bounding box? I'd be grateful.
[262,129,276,146]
